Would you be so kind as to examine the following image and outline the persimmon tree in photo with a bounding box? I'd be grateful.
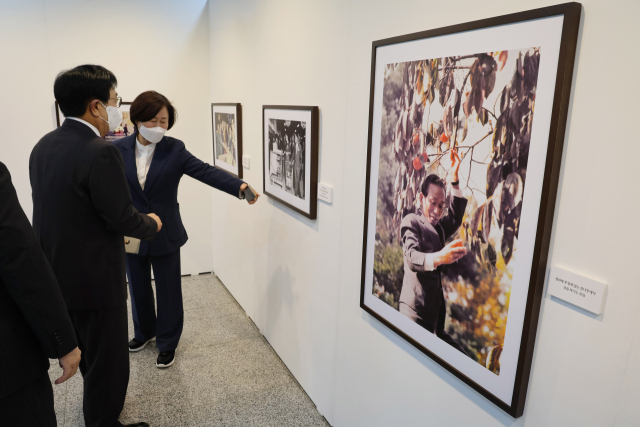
[373,48,540,369]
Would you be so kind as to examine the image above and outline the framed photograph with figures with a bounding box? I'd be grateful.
[359,3,581,417]
[56,100,133,143]
[211,103,243,178]
[262,105,318,220]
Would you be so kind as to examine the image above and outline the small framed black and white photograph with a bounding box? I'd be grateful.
[262,105,318,219]
[211,103,243,178]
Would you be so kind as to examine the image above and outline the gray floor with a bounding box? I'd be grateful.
[48,274,330,427]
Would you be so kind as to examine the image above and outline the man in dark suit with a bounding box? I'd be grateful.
[29,65,161,427]
[399,149,469,355]
[0,161,80,426]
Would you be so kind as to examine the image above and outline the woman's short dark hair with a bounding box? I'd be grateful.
[130,91,177,130]
[54,65,117,117]
[421,174,446,197]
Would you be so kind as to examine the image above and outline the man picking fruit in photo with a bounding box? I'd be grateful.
[398,148,470,356]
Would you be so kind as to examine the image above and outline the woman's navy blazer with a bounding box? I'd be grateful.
[112,133,244,257]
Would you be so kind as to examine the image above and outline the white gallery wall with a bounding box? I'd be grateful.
[208,0,349,419]
[1,0,639,425]
[209,0,640,426]
[0,0,213,276]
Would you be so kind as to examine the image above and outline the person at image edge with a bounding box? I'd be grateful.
[0,161,81,426]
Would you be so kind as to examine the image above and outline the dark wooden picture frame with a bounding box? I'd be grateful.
[359,3,581,418]
[262,105,319,220]
[211,103,243,179]
[55,100,63,127]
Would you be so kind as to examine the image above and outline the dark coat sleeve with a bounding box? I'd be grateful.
[180,145,244,198]
[439,195,468,240]
[401,214,431,273]
[89,144,158,240]
[0,162,77,358]
[436,296,470,356]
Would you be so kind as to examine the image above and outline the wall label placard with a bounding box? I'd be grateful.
[548,266,607,314]
[318,183,333,204]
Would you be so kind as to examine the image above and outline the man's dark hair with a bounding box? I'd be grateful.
[421,173,446,197]
[130,91,177,130]
[54,65,117,117]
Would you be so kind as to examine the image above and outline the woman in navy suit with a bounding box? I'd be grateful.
[113,91,258,368]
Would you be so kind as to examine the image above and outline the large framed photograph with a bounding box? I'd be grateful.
[55,101,133,143]
[211,103,243,178]
[262,105,319,219]
[360,3,581,417]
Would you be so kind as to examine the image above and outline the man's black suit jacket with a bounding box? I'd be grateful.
[0,162,77,399]
[29,119,158,310]
[399,195,467,346]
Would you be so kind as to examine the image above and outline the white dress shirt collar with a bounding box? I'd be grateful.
[136,139,156,153]
[135,138,156,190]
[66,117,101,137]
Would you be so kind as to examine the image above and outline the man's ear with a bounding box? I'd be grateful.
[88,99,101,118]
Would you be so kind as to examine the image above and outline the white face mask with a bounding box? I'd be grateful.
[98,102,123,132]
[138,124,167,144]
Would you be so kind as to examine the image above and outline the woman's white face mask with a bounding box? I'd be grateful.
[138,124,167,144]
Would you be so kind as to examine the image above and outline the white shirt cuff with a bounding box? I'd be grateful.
[424,253,436,271]
[451,187,464,198]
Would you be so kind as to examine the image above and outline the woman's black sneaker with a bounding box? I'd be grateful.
[156,350,176,368]
[128,337,155,352]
